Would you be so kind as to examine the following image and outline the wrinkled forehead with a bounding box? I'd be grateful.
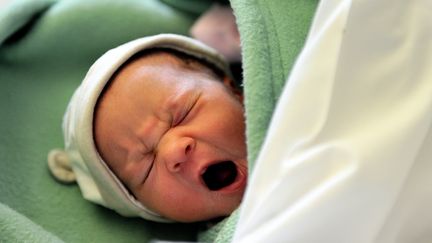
[92,50,208,161]
[95,48,225,120]
[96,50,208,109]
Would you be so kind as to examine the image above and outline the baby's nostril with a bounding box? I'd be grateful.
[185,144,192,154]
[202,161,237,191]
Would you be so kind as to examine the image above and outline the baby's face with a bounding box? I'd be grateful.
[94,52,247,222]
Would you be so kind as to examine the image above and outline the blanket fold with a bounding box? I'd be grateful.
[0,0,56,45]
[0,203,62,243]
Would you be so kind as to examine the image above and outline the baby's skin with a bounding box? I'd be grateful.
[93,50,248,222]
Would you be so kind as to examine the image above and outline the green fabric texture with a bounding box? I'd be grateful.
[234,0,318,170]
[198,0,318,242]
[0,0,57,44]
[159,0,212,16]
[0,203,62,243]
[0,0,204,242]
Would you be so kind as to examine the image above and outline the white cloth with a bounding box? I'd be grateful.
[233,0,432,242]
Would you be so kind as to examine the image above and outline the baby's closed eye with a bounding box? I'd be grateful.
[140,153,156,184]
[172,94,200,127]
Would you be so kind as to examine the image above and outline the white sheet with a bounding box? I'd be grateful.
[233,0,432,242]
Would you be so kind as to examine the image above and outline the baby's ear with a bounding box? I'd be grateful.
[222,76,243,104]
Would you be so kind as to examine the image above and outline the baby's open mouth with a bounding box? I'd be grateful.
[202,161,238,191]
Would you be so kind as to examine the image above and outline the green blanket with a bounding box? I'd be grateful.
[199,1,317,242]
[0,0,317,242]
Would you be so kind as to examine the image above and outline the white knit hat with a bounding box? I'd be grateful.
[47,34,232,222]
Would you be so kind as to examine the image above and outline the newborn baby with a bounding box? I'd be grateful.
[48,34,247,223]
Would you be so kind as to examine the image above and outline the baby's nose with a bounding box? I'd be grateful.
[160,136,195,173]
